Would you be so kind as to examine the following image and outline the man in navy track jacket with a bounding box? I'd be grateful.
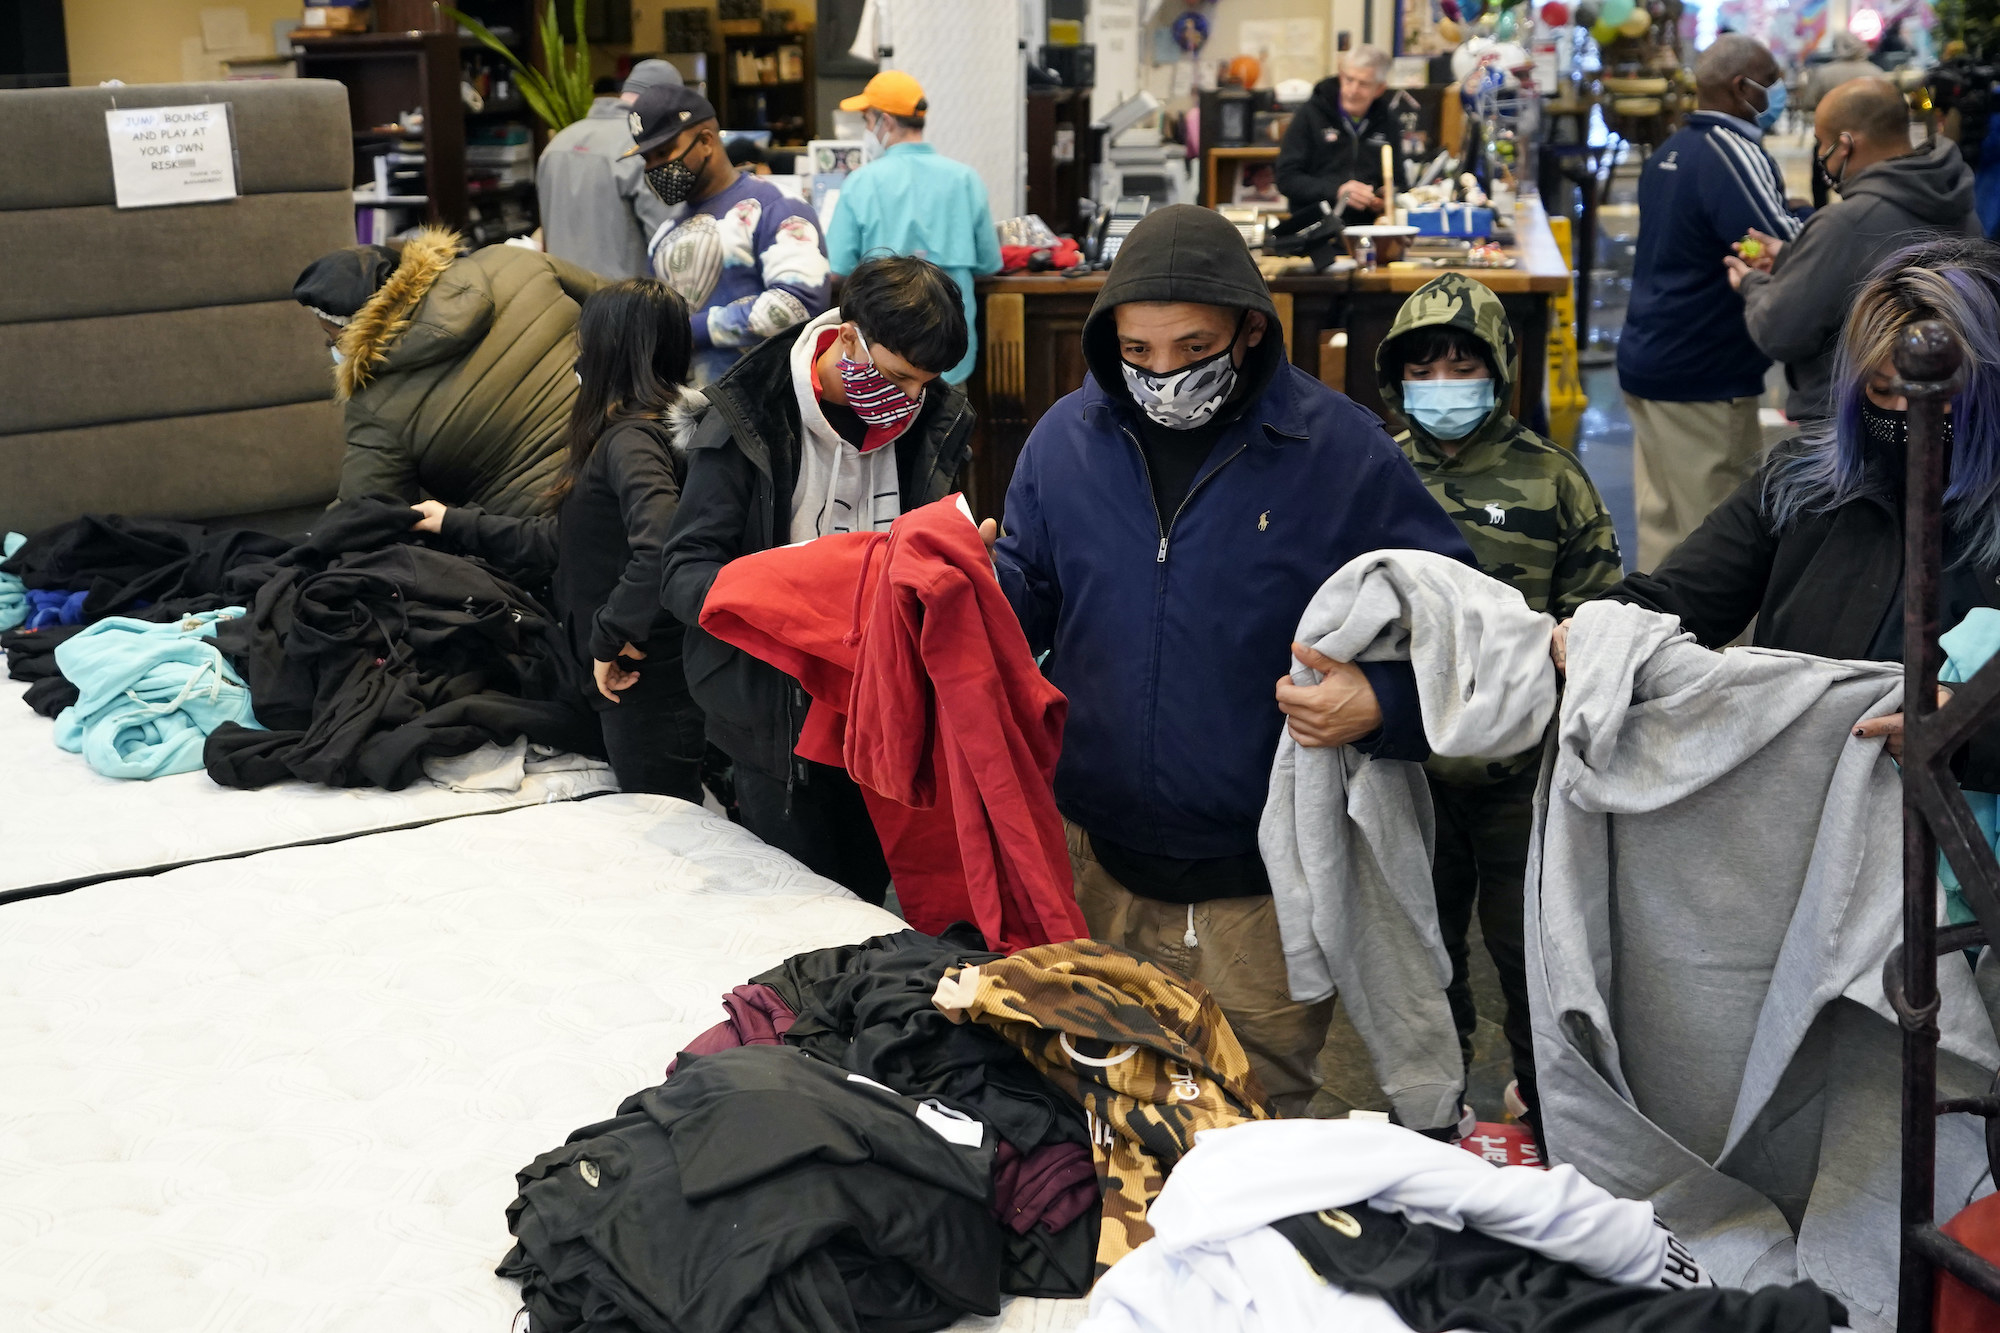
[1616,34,1802,571]
[981,205,1474,1117]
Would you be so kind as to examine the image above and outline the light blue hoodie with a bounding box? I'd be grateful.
[0,532,26,632]
[53,610,262,779]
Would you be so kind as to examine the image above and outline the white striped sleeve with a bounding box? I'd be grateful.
[1707,127,1803,239]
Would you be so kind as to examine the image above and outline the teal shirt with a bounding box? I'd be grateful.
[825,141,1003,385]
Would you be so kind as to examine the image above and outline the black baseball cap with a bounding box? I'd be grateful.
[619,84,718,158]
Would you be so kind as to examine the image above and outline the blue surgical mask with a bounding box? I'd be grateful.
[1748,75,1787,132]
[1402,378,1495,440]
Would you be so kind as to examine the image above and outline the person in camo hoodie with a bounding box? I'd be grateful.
[1375,273,1624,1139]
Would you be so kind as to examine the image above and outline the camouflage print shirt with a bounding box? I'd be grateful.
[934,938,1269,1275]
[1376,273,1625,784]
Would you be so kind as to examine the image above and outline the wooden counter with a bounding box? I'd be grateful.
[965,199,1569,519]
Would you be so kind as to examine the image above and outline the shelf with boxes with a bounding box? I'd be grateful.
[294,6,542,246]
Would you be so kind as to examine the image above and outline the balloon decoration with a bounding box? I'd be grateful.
[1590,17,1621,42]
[1437,16,1465,41]
[1494,8,1519,39]
[1540,1,1570,24]
[1598,0,1635,25]
[1461,0,1489,21]
[1574,0,1601,27]
[1618,8,1652,36]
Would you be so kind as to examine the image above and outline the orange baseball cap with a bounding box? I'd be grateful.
[840,70,927,118]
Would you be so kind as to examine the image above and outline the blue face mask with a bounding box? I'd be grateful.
[1402,378,1496,440]
[1748,75,1787,132]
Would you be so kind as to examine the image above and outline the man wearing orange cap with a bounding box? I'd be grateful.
[826,71,1001,385]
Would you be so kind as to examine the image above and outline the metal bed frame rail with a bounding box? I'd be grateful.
[1890,321,2000,1330]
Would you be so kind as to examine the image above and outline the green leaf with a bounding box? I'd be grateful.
[441,2,593,131]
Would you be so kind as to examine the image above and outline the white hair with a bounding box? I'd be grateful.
[1341,44,1392,83]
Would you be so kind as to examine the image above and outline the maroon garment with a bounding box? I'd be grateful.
[991,1140,1099,1236]
[666,984,798,1076]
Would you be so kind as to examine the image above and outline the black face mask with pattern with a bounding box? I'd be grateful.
[646,141,709,205]
[1861,396,1954,489]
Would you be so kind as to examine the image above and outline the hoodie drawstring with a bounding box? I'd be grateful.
[1184,903,1199,950]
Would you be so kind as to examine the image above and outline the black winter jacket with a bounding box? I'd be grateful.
[441,419,687,710]
[1605,445,2000,788]
[1276,81,1404,225]
[658,321,974,782]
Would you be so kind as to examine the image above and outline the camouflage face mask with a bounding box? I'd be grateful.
[1119,313,1246,430]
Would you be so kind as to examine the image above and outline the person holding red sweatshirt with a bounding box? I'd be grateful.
[657,255,974,902]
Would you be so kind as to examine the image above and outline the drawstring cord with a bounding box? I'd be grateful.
[123,656,227,715]
[1184,903,1199,950]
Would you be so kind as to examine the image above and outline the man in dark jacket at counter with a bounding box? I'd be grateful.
[981,205,1473,1119]
[658,255,973,900]
[1727,77,1979,423]
[1276,44,1403,226]
[294,227,605,517]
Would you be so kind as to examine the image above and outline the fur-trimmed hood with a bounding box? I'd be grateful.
[665,387,710,451]
[333,226,465,401]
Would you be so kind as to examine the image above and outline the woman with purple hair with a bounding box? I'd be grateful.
[1556,236,2000,773]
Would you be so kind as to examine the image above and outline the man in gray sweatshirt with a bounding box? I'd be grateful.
[1727,77,1978,423]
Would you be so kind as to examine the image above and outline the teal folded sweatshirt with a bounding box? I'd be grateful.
[0,532,25,632]
[52,610,262,780]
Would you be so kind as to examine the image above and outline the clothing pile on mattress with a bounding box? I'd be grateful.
[498,932,1270,1330]
[2,498,605,790]
[1078,1118,1850,1333]
[500,926,1847,1333]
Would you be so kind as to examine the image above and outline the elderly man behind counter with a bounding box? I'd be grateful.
[1728,77,1978,424]
[1276,44,1404,225]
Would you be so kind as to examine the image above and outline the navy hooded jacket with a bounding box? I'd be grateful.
[992,205,1473,862]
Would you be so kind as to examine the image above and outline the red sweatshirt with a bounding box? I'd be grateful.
[700,496,1086,952]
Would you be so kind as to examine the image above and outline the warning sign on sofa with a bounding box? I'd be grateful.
[104,104,238,208]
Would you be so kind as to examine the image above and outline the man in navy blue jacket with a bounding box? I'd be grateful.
[1617,34,1800,571]
[980,205,1473,1118]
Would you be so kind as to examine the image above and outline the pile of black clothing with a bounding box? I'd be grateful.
[5,498,603,791]
[0,513,289,624]
[499,927,1101,1333]
[4,623,85,717]
[2,516,291,718]
[201,496,600,790]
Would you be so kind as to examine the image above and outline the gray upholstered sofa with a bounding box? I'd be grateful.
[0,80,356,536]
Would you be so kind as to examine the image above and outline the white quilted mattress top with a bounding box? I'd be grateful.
[0,680,618,900]
[0,794,1085,1332]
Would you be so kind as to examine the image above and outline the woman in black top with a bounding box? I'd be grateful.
[1557,238,2000,778]
[412,279,704,800]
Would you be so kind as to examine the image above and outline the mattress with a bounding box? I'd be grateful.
[0,794,1086,1332]
[0,679,618,901]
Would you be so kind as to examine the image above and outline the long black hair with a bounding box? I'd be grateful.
[547,278,692,502]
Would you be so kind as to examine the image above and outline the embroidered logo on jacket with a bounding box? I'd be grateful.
[1484,503,1507,526]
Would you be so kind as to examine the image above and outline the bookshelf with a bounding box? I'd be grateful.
[714,26,816,144]
[294,2,543,246]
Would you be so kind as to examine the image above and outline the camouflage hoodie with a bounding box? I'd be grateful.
[1377,274,1623,783]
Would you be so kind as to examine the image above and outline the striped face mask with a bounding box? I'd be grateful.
[837,329,924,436]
